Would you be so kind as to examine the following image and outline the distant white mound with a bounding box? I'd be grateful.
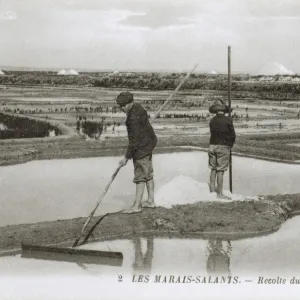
[210,70,218,75]
[155,175,258,208]
[68,69,79,75]
[57,69,79,75]
[113,70,119,74]
[0,70,5,75]
[57,69,66,75]
[258,62,294,75]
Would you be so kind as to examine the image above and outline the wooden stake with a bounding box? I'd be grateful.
[228,46,233,193]
[151,64,198,122]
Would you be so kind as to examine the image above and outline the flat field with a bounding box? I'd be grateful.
[1,79,300,165]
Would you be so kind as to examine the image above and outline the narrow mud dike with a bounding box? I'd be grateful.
[1,194,299,255]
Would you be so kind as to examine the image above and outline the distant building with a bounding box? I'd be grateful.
[0,70,5,75]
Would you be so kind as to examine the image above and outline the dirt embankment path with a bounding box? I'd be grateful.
[1,194,299,255]
[2,110,300,166]
[2,131,300,167]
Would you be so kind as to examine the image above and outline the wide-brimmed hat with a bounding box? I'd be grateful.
[209,98,230,114]
[116,92,134,107]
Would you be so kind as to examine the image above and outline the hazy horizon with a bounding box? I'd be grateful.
[0,64,244,74]
[1,0,300,74]
[0,64,257,74]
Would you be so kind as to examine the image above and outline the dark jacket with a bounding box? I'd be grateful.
[125,103,157,160]
[209,114,236,147]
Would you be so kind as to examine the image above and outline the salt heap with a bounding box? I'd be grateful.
[257,62,294,75]
[155,175,257,209]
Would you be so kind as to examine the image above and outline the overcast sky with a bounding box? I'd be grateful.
[0,0,299,73]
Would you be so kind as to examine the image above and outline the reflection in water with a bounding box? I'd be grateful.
[31,217,299,277]
[4,216,300,279]
[130,237,232,276]
[2,217,300,284]
[206,240,232,275]
[132,237,154,274]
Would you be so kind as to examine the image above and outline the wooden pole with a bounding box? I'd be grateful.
[228,46,233,193]
[151,64,198,122]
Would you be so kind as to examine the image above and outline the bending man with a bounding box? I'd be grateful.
[208,98,235,200]
[116,92,157,213]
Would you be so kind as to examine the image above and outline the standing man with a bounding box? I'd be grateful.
[116,92,157,213]
[208,98,235,200]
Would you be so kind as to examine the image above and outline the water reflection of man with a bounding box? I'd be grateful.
[206,239,232,275]
[132,237,154,274]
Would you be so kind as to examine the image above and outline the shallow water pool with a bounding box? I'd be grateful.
[1,216,300,277]
[1,151,300,226]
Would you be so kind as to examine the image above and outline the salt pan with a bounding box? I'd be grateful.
[155,175,258,209]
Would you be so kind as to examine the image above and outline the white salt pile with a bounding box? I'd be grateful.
[155,175,259,209]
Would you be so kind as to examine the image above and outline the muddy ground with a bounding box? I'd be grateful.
[1,194,299,255]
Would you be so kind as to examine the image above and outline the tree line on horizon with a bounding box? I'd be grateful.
[1,72,300,97]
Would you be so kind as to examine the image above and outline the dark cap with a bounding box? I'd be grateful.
[116,92,134,107]
[209,98,230,114]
